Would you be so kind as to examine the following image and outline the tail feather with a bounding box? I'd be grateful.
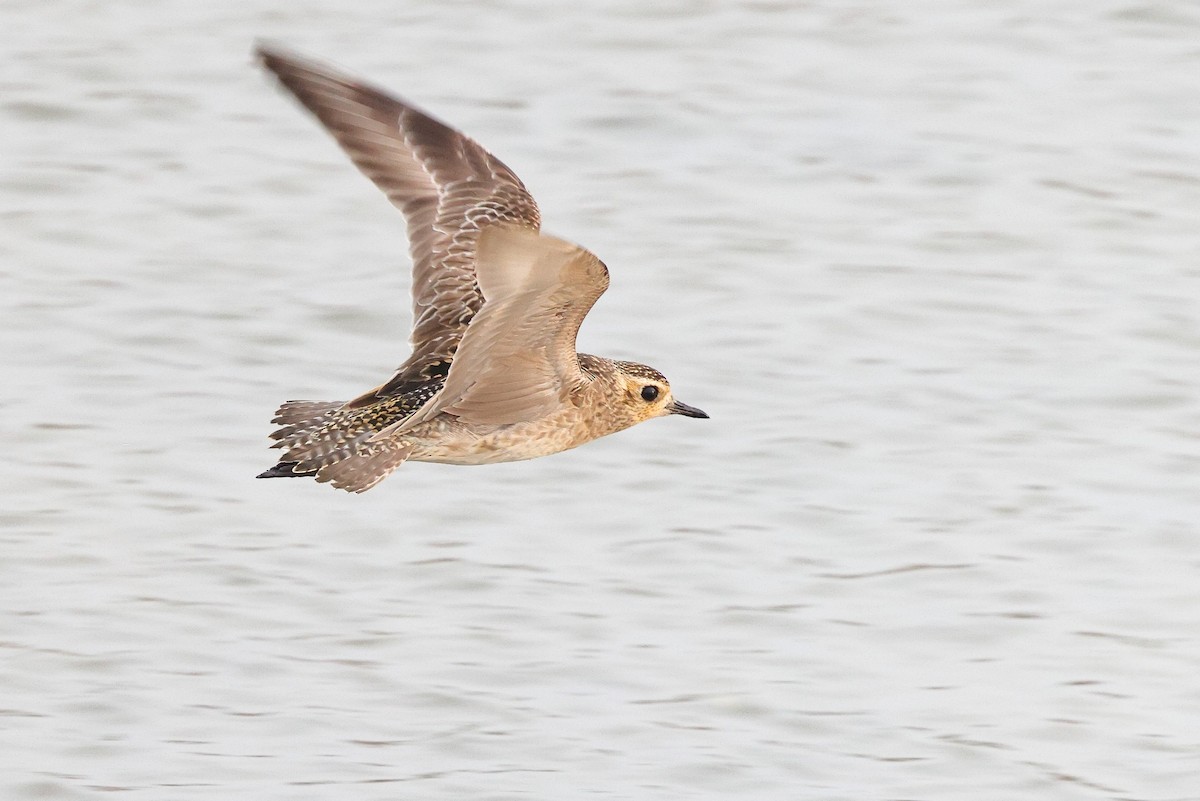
[314,444,413,493]
[257,460,314,479]
[269,400,343,445]
[258,399,412,492]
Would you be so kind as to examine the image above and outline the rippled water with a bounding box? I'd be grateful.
[4,1,1200,799]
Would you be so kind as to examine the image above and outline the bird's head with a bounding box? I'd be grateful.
[611,360,709,425]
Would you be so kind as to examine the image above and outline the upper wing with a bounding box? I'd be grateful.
[256,45,541,400]
[372,225,609,438]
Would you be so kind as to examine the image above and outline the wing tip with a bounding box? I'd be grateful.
[253,41,336,85]
[253,39,289,69]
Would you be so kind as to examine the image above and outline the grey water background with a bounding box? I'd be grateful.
[3,1,1199,799]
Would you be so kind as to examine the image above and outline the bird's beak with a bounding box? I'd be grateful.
[668,399,709,419]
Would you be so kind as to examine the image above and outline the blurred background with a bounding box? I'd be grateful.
[3,1,1199,799]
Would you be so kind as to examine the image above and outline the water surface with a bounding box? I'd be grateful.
[3,2,1199,799]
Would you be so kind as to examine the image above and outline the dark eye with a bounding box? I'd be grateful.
[640,385,659,402]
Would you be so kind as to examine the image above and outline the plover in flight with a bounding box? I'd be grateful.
[255,46,707,493]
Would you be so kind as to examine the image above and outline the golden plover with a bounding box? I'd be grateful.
[255,46,708,493]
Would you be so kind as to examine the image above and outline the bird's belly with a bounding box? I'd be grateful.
[406,415,589,466]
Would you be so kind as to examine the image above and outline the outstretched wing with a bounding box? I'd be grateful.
[372,225,609,438]
[256,45,541,402]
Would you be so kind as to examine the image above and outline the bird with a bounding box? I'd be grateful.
[254,45,708,493]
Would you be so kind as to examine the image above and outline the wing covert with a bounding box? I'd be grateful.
[371,225,609,437]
